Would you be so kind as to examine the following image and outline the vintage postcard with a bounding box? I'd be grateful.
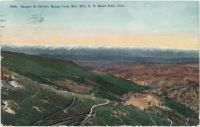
[0,0,199,126]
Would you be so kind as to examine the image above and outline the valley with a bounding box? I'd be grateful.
[88,62,199,113]
[1,49,199,126]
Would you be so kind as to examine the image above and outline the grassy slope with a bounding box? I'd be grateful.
[90,99,199,126]
[1,77,73,126]
[88,105,170,126]
[1,69,106,126]
[164,98,198,120]
[1,51,148,101]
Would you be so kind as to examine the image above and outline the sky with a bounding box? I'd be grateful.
[0,1,199,49]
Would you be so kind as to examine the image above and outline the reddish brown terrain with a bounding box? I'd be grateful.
[96,63,198,85]
[89,63,199,113]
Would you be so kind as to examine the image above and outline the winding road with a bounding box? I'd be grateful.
[52,98,110,126]
[32,92,76,125]
[33,92,110,126]
[81,99,110,124]
[63,93,75,113]
[167,118,173,126]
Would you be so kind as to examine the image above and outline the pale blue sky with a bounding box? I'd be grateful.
[1,1,198,32]
[0,1,199,49]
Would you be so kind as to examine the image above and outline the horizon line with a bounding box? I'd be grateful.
[1,44,199,51]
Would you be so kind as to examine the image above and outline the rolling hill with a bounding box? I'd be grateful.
[1,51,198,126]
[1,51,148,101]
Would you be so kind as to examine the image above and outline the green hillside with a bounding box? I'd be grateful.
[1,51,148,101]
[1,72,74,125]
[2,51,195,126]
[1,69,104,126]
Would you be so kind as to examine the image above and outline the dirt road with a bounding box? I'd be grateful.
[81,99,110,124]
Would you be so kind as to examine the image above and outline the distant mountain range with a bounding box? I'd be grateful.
[1,45,199,64]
